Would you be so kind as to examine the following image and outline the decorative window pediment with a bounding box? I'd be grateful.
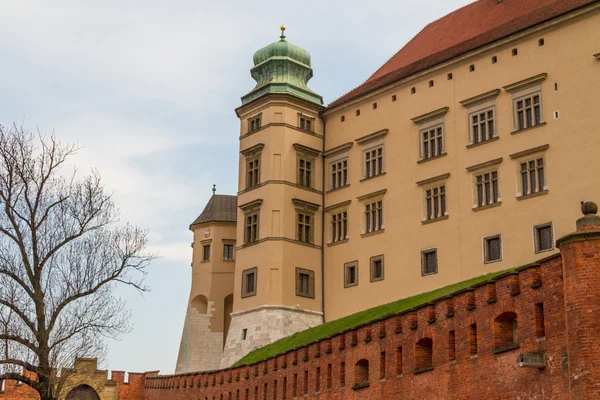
[355,129,388,145]
[239,198,263,212]
[411,107,449,125]
[241,143,265,157]
[503,73,547,93]
[292,198,320,212]
[459,89,501,108]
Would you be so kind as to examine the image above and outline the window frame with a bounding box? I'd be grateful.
[533,222,554,254]
[411,107,449,162]
[292,198,320,245]
[369,254,384,282]
[363,144,384,179]
[330,157,349,190]
[344,260,359,288]
[297,157,314,188]
[483,234,502,264]
[465,159,503,210]
[469,106,497,145]
[513,92,543,131]
[240,199,263,245]
[298,114,316,133]
[330,210,348,244]
[296,211,314,244]
[295,268,315,298]
[241,267,258,298]
[293,144,320,190]
[421,248,438,276]
[241,143,264,190]
[222,240,235,261]
[202,243,211,262]
[358,189,386,236]
[247,114,262,133]
[419,124,445,161]
[518,157,547,197]
[355,129,387,180]
[503,73,547,133]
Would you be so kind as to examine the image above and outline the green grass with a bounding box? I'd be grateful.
[233,266,523,367]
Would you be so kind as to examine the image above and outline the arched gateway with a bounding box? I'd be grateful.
[65,385,100,400]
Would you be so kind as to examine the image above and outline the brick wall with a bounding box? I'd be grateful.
[142,252,578,400]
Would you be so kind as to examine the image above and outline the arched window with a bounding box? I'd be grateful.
[191,294,208,314]
[415,337,433,372]
[353,359,369,389]
[66,385,100,400]
[493,312,518,350]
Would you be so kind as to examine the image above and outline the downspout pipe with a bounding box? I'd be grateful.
[321,116,326,323]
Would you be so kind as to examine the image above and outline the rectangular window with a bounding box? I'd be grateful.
[364,146,384,178]
[326,364,332,389]
[425,185,446,220]
[535,303,546,338]
[520,158,546,196]
[295,268,315,298]
[299,116,313,132]
[296,213,312,243]
[315,367,320,392]
[469,324,478,356]
[303,371,308,395]
[344,261,358,288]
[475,171,499,207]
[370,254,384,282]
[380,351,386,380]
[244,212,259,244]
[223,244,234,260]
[202,244,210,261]
[396,347,403,376]
[246,158,260,189]
[331,159,348,189]
[534,223,554,253]
[515,93,542,130]
[365,201,383,233]
[242,267,258,298]
[421,249,438,276]
[471,108,495,144]
[331,211,348,243]
[484,235,502,263]
[448,330,456,361]
[292,374,297,398]
[248,115,262,132]
[298,158,312,188]
[340,362,346,387]
[282,377,287,400]
[421,125,444,159]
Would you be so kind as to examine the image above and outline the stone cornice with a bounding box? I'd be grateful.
[240,122,323,141]
[509,144,549,159]
[466,157,503,172]
[556,229,600,249]
[416,173,450,186]
[355,129,389,145]
[292,143,321,158]
[411,107,449,125]
[240,143,264,157]
[459,89,501,108]
[238,180,323,196]
[324,142,353,158]
[239,198,263,211]
[324,200,352,212]
[357,189,387,201]
[503,73,547,93]
[230,304,324,318]
[292,198,321,211]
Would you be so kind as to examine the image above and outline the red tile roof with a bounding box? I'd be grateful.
[327,0,598,109]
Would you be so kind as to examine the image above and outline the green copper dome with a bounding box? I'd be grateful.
[241,27,323,106]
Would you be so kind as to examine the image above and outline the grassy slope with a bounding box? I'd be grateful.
[233,267,521,367]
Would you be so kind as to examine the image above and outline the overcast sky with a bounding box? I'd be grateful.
[0,0,473,375]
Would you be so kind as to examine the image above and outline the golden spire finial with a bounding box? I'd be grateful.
[280,24,286,31]
[280,25,286,41]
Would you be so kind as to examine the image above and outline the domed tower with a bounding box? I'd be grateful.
[221,27,325,367]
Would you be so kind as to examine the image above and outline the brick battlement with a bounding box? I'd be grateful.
[142,252,576,399]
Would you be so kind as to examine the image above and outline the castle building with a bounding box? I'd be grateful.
[175,0,600,373]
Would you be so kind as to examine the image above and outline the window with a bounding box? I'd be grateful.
[421,125,444,159]
[344,261,358,288]
[295,268,315,298]
[421,249,438,276]
[341,115,345,122]
[298,116,314,132]
[534,223,554,253]
[493,312,518,350]
[492,56,497,64]
[475,171,499,207]
[483,235,502,263]
[241,267,257,298]
[448,331,456,361]
[242,329,248,340]
[331,211,348,243]
[395,347,403,375]
[331,159,348,189]
[246,158,260,189]
[425,185,446,220]
[535,303,546,338]
[379,352,386,379]
[248,115,261,132]
[223,243,234,260]
[512,48,518,56]
[364,200,383,233]
[353,359,369,389]
[369,254,384,282]
[411,87,416,94]
[298,158,312,188]
[356,109,360,116]
[202,244,211,261]
[244,212,259,244]
[469,324,478,356]
[364,146,383,178]
[515,93,542,130]
[392,95,397,101]
[520,157,546,197]
[429,80,434,87]
[447,73,453,80]
[469,64,475,72]
[296,213,312,243]
[372,102,377,110]
[414,338,433,371]
[470,108,495,144]
[326,364,332,389]
[538,38,545,46]
[340,362,346,387]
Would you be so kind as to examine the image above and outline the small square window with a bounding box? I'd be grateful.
[248,115,262,132]
[341,115,345,122]
[244,212,260,244]
[370,254,384,282]
[469,64,475,72]
[538,38,545,46]
[373,102,378,110]
[512,48,518,56]
[223,243,234,260]
[295,268,315,298]
[356,109,361,116]
[392,95,397,102]
[411,87,416,94]
[242,328,248,340]
[534,223,554,253]
[202,244,211,261]
[242,267,258,298]
[492,56,497,64]
[429,80,434,87]
[421,249,438,276]
[344,261,358,288]
[447,73,453,80]
[299,116,314,132]
[483,235,502,263]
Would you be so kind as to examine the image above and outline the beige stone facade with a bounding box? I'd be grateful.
[177,1,600,371]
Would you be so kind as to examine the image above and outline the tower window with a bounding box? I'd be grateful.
[296,212,313,243]
[515,93,542,130]
[295,268,315,298]
[519,157,546,197]
[297,158,313,188]
[241,267,258,298]
[420,125,444,160]
[364,200,383,233]
[223,243,234,260]
[246,157,260,189]
[344,261,358,288]
[244,212,259,244]
[330,158,348,190]
[202,244,211,261]
[424,185,446,221]
[364,146,384,178]
[331,211,348,243]
[248,114,262,132]
[298,116,314,132]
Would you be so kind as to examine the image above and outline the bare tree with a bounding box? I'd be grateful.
[0,125,154,399]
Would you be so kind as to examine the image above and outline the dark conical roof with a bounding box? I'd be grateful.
[190,195,237,227]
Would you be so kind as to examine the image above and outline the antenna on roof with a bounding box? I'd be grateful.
[212,184,216,195]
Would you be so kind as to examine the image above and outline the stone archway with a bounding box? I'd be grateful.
[65,385,100,400]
